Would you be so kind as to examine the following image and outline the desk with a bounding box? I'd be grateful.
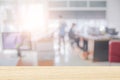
[79,34,120,61]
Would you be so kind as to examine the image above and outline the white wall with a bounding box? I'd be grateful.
[107,0,120,33]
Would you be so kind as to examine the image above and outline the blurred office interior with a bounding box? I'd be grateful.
[0,0,120,66]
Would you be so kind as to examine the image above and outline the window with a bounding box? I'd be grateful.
[48,1,67,8]
[90,1,106,7]
[70,1,87,7]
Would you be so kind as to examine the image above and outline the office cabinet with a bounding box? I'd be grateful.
[87,40,109,61]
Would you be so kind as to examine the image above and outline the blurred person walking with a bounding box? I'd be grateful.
[58,15,67,51]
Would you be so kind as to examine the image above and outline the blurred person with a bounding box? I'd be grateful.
[58,15,67,51]
[68,23,80,49]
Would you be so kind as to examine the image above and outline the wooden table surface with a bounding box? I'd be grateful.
[0,67,120,80]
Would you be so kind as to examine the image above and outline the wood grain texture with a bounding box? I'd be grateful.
[0,67,120,80]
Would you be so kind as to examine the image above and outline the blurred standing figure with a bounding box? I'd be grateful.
[58,15,67,51]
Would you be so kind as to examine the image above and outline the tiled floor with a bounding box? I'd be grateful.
[0,37,120,66]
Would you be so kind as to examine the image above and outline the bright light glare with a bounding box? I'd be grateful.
[19,4,46,32]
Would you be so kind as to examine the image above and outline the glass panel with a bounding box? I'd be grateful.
[70,1,87,7]
[48,1,67,8]
[90,1,106,7]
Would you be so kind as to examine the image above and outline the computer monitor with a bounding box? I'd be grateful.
[2,32,31,50]
[106,28,118,35]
